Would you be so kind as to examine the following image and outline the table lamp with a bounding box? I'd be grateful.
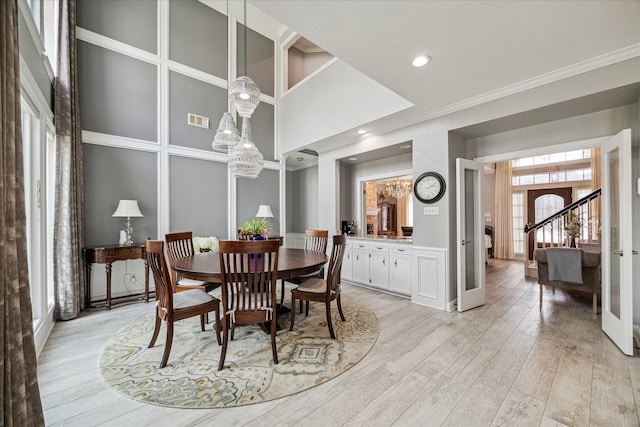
[255,204,274,219]
[112,200,143,245]
[255,204,274,237]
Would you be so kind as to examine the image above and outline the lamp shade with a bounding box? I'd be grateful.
[112,200,143,217]
[255,204,274,218]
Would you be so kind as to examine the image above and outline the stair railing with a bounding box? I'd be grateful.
[524,188,601,262]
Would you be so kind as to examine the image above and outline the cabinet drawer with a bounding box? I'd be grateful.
[390,245,412,255]
[351,241,370,251]
[370,243,389,253]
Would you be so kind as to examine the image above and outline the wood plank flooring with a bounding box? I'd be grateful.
[37,259,640,426]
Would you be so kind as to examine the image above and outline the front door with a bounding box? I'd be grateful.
[601,129,634,355]
[456,158,485,311]
[526,188,573,260]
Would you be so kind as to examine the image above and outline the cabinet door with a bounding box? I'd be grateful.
[390,254,411,295]
[341,249,353,282]
[370,252,389,290]
[353,250,370,284]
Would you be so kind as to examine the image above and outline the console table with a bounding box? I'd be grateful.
[84,243,151,310]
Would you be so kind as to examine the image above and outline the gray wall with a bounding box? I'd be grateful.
[237,23,275,97]
[77,0,157,54]
[84,145,157,246]
[237,169,280,236]
[78,0,277,247]
[169,0,227,77]
[169,156,228,237]
[169,71,227,150]
[78,41,157,141]
[288,166,319,233]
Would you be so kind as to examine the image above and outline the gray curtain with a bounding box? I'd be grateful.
[0,0,45,424]
[54,0,85,320]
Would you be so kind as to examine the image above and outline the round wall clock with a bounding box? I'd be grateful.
[414,172,446,204]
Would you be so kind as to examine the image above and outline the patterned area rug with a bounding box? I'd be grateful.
[99,295,378,408]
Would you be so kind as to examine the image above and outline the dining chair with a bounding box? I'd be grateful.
[145,240,221,369]
[290,234,347,339]
[217,239,281,371]
[281,229,328,306]
[165,231,219,294]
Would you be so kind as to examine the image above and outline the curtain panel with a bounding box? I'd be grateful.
[494,161,514,259]
[0,0,45,424]
[54,0,85,320]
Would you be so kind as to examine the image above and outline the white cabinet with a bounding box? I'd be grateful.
[369,244,390,290]
[389,246,412,296]
[341,238,412,298]
[341,246,353,282]
[353,248,370,284]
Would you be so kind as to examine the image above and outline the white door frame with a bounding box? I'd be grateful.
[456,158,485,312]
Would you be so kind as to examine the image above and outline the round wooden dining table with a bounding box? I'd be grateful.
[171,248,328,283]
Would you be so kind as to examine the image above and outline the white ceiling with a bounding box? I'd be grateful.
[252,0,640,166]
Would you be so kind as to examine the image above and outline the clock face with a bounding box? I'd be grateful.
[414,172,446,204]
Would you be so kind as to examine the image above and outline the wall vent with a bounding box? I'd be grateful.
[187,113,209,129]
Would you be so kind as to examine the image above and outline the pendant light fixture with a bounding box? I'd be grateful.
[228,0,260,118]
[226,0,264,179]
[228,118,264,178]
[212,0,240,153]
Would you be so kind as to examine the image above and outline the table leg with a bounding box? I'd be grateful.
[85,262,92,308]
[105,262,113,310]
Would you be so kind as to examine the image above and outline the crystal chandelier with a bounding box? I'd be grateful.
[228,118,264,179]
[385,177,412,199]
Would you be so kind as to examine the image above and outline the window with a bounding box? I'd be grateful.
[535,194,564,244]
[511,149,590,168]
[512,168,592,186]
[512,191,524,255]
[21,95,43,325]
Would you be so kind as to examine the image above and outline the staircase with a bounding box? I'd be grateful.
[524,188,601,278]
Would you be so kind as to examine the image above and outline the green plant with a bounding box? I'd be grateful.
[564,213,582,239]
[239,218,271,236]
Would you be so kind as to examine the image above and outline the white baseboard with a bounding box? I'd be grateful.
[446,299,457,312]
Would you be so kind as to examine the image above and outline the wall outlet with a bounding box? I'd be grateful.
[424,206,439,215]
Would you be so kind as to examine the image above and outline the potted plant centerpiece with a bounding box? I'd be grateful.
[563,212,582,248]
[239,218,271,240]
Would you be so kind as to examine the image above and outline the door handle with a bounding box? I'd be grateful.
[394,259,397,267]
[612,249,623,256]
[461,240,471,246]
[383,258,385,266]
[633,250,638,255]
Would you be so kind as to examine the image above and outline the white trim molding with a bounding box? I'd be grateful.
[411,246,447,310]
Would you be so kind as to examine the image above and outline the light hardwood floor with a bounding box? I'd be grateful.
[38,259,640,426]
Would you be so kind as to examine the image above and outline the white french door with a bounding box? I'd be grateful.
[456,158,485,312]
[601,129,634,355]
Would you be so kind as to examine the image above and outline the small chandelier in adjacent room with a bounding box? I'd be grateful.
[228,118,264,179]
[385,177,412,199]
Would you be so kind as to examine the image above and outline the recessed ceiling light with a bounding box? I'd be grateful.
[399,144,411,149]
[357,129,366,135]
[348,157,358,161]
[412,55,431,67]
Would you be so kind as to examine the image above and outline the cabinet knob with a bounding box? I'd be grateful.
[395,259,397,267]
[383,258,385,266]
